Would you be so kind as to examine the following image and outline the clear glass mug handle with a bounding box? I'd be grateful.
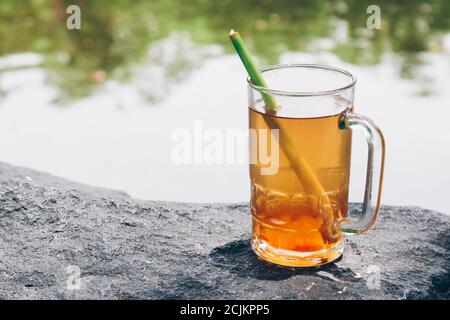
[339,111,386,234]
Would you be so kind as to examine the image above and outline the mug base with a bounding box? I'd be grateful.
[251,235,344,267]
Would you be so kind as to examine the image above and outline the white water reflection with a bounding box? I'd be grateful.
[0,39,449,214]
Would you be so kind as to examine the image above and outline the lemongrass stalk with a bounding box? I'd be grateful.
[229,30,278,112]
[262,116,338,242]
[229,29,338,242]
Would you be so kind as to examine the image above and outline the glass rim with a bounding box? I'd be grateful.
[247,64,357,97]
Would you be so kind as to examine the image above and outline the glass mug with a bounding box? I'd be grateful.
[248,64,385,267]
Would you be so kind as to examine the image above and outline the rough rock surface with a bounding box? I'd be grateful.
[0,162,448,300]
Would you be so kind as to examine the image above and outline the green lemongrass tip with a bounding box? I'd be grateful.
[229,29,279,111]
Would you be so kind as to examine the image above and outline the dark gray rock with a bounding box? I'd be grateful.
[0,161,448,300]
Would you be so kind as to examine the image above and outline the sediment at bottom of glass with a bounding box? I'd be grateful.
[251,235,344,267]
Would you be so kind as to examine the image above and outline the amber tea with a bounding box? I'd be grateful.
[250,107,353,266]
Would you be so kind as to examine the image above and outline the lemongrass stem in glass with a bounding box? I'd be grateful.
[229,29,338,242]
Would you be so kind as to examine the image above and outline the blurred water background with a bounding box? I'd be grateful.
[1,0,449,213]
